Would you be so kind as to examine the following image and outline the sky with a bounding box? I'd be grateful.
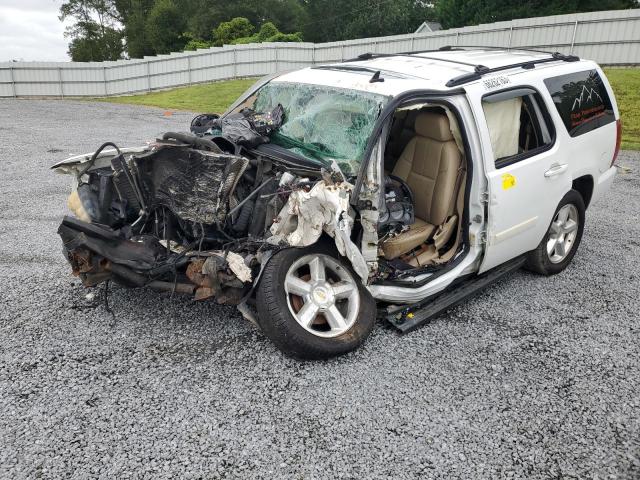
[0,0,71,62]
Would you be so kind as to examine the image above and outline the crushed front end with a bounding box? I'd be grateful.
[52,131,368,317]
[56,139,263,303]
[51,75,396,339]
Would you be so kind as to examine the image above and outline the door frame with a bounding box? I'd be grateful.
[364,92,481,288]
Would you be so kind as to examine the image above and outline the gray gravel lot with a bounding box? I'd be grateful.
[1,99,639,479]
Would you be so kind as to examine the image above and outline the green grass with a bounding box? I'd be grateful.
[95,70,640,150]
[94,78,257,114]
[605,68,640,150]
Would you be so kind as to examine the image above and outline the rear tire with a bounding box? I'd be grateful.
[525,189,585,276]
[256,243,375,359]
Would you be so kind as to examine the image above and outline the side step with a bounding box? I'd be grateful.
[386,256,526,333]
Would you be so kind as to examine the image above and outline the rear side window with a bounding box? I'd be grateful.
[544,69,615,137]
[482,88,554,169]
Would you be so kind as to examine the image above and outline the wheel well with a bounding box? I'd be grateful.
[572,175,594,209]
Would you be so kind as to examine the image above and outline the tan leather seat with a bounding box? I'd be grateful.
[382,112,462,260]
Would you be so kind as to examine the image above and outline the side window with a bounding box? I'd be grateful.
[482,88,554,169]
[543,69,615,137]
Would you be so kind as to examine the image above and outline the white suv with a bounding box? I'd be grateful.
[53,47,621,359]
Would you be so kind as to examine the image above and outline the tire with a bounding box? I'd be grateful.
[256,243,376,359]
[525,189,585,276]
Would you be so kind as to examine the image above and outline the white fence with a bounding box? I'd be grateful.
[1,8,639,98]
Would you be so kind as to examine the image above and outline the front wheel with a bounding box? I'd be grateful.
[256,244,375,359]
[525,189,585,276]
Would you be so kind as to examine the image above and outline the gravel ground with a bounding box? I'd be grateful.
[1,99,639,479]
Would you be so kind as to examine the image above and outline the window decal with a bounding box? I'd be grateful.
[544,70,615,137]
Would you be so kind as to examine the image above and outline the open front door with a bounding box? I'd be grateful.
[470,83,572,274]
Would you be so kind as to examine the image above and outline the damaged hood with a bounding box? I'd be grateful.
[51,146,149,175]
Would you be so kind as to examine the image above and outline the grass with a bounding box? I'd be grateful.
[95,69,640,150]
[605,68,640,150]
[94,78,257,114]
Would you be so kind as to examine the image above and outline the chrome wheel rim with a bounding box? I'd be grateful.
[547,204,579,264]
[284,254,360,338]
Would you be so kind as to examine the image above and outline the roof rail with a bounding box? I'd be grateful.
[445,52,579,87]
[437,45,560,56]
[311,64,423,80]
[350,51,479,69]
[349,47,579,87]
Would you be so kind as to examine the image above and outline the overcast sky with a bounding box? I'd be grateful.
[0,0,71,62]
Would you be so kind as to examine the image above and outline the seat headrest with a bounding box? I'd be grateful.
[414,112,454,142]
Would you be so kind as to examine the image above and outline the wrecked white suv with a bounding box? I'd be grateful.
[53,48,621,359]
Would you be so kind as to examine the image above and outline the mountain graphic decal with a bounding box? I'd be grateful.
[543,69,615,137]
[571,85,603,111]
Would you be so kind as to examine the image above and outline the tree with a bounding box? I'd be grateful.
[252,22,303,43]
[60,0,124,61]
[214,19,303,45]
[175,0,307,43]
[60,0,639,60]
[301,0,433,43]
[145,0,187,54]
[213,17,256,46]
[60,0,121,27]
[116,0,156,58]
[435,0,638,29]
[183,36,212,51]
[66,22,124,61]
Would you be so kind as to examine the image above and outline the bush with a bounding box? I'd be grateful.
[256,22,280,42]
[213,18,255,47]
[210,17,302,46]
[184,37,211,51]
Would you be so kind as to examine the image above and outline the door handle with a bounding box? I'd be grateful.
[544,164,568,177]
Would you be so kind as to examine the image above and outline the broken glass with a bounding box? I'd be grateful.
[253,82,390,175]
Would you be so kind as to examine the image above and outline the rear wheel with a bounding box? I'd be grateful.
[525,189,585,276]
[256,244,375,359]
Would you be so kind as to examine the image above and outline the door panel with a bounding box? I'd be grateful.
[479,148,569,272]
[466,82,572,273]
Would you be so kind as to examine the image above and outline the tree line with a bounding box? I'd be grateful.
[61,0,637,62]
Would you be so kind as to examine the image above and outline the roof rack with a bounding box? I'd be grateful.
[437,45,564,56]
[311,64,424,81]
[348,46,580,87]
[348,50,480,69]
[444,51,579,87]
[313,65,385,75]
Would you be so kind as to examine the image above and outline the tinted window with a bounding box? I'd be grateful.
[544,69,615,137]
[482,89,554,169]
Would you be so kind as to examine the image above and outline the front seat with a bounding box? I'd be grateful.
[381,111,462,260]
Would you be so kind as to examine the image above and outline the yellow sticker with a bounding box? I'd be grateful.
[502,173,516,190]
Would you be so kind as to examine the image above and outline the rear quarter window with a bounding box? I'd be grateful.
[544,69,615,137]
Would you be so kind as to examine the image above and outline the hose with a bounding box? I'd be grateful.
[77,141,122,179]
[161,132,222,153]
[232,199,254,233]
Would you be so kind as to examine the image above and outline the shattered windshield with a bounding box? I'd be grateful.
[253,81,389,175]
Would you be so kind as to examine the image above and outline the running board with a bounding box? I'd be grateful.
[386,256,526,333]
